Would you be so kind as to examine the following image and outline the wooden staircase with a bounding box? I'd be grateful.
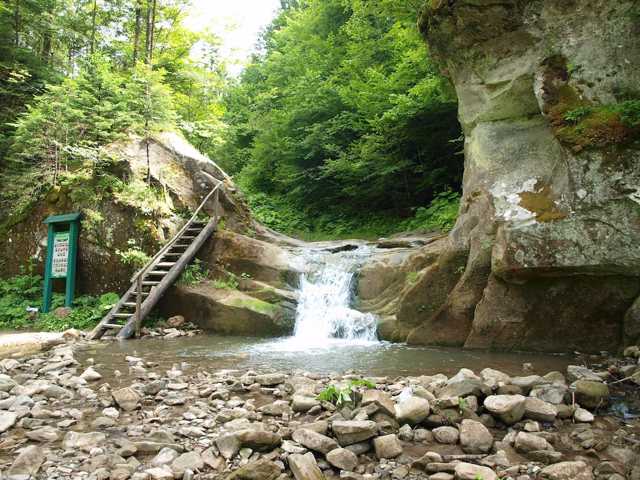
[88,183,222,340]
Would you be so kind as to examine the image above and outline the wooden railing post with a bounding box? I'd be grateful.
[135,274,142,338]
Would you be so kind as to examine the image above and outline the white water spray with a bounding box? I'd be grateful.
[291,246,378,346]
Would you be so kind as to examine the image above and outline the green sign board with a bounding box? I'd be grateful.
[42,213,81,313]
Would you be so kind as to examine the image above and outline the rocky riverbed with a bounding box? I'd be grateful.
[0,336,639,480]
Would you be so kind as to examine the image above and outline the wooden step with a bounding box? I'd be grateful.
[163,253,182,257]
[148,270,169,276]
[156,262,177,268]
[174,244,191,248]
[142,281,161,286]
[113,313,132,318]
[103,323,124,329]
[123,302,137,307]
[180,235,196,240]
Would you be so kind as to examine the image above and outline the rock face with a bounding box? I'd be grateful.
[368,0,640,352]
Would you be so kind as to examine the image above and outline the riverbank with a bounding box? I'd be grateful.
[0,336,638,479]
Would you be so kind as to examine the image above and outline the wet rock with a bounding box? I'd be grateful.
[394,396,430,424]
[398,424,413,441]
[524,397,557,422]
[0,410,17,432]
[167,315,186,327]
[327,448,358,471]
[26,425,60,442]
[216,434,242,459]
[573,380,609,409]
[539,461,593,480]
[432,426,459,444]
[510,376,545,393]
[459,419,493,453]
[373,434,403,459]
[454,462,497,480]
[438,379,490,399]
[0,374,17,392]
[226,459,282,480]
[514,432,554,453]
[361,390,395,416]
[63,431,106,452]
[6,444,46,479]
[145,466,174,480]
[113,387,141,411]
[530,384,568,405]
[292,428,339,454]
[332,420,378,445]
[480,368,511,389]
[171,451,204,477]
[289,452,325,480]
[484,394,526,424]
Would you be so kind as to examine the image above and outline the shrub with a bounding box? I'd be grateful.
[317,379,375,407]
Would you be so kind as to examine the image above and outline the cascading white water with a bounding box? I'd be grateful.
[291,246,378,346]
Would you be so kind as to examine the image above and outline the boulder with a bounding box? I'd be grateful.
[292,394,320,413]
[151,448,180,467]
[171,451,204,477]
[454,462,497,480]
[80,366,102,381]
[226,460,281,480]
[432,426,459,444]
[26,426,60,442]
[524,397,557,422]
[236,430,282,451]
[540,461,593,480]
[373,434,403,459]
[459,419,493,454]
[254,373,286,386]
[480,368,511,389]
[292,428,339,454]
[530,384,568,405]
[331,421,378,446]
[326,448,358,471]
[394,396,430,424]
[288,452,325,480]
[6,445,46,479]
[113,387,141,411]
[361,389,395,417]
[0,411,17,433]
[514,432,554,453]
[62,431,106,452]
[573,380,609,409]
[574,408,594,423]
[483,395,526,424]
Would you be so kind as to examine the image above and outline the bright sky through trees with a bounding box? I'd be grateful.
[187,0,280,74]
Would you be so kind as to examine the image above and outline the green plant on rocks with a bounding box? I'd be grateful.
[116,239,150,269]
[317,379,375,407]
[179,259,209,286]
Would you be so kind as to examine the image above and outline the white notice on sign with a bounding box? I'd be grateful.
[52,232,70,278]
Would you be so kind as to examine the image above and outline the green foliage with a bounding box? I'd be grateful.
[399,190,460,233]
[220,0,463,234]
[0,269,118,331]
[317,379,375,407]
[212,273,240,290]
[564,106,593,124]
[407,271,419,284]
[613,100,640,127]
[116,239,150,269]
[179,259,209,286]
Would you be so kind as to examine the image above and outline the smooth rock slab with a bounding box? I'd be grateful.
[288,452,325,480]
[373,434,403,459]
[484,395,526,424]
[292,428,339,454]
[459,419,493,454]
[26,426,60,442]
[326,448,358,471]
[332,420,378,446]
[540,460,594,480]
[454,462,497,480]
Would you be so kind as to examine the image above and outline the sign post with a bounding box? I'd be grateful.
[42,212,81,313]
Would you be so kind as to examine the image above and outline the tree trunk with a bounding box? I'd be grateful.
[149,0,157,62]
[90,0,97,54]
[13,0,20,49]
[132,0,142,65]
[144,0,151,63]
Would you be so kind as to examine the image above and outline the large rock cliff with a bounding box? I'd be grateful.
[372,0,640,352]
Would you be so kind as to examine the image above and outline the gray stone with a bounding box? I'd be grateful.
[292,428,339,454]
[454,462,498,480]
[63,431,106,452]
[171,451,204,477]
[432,426,459,444]
[484,395,526,424]
[394,396,430,425]
[540,461,593,480]
[292,394,320,413]
[524,397,557,422]
[573,380,609,409]
[326,448,358,471]
[514,432,554,453]
[361,390,395,417]
[459,419,493,454]
[254,373,286,386]
[0,410,17,433]
[26,426,60,442]
[288,452,324,480]
[151,448,179,467]
[226,459,281,480]
[113,387,141,411]
[6,445,46,479]
[332,420,378,446]
[573,407,594,423]
[373,434,403,459]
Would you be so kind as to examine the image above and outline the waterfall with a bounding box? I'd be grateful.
[291,246,378,346]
